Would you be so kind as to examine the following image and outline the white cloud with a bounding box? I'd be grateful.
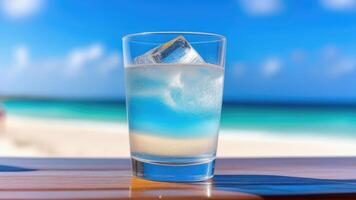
[320,0,356,11]
[13,45,29,71]
[1,0,43,19]
[318,45,356,78]
[261,57,282,77]
[322,45,338,61]
[64,43,121,76]
[239,0,283,16]
[98,52,121,74]
[4,43,120,78]
[328,58,356,78]
[67,44,104,76]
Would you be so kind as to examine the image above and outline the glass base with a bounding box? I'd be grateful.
[131,158,215,182]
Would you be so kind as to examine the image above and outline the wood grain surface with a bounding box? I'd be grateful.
[0,157,356,199]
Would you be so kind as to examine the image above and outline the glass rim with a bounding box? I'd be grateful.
[122,31,226,45]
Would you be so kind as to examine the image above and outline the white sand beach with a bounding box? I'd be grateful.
[1,115,356,157]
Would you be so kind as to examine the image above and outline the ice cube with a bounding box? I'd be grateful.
[134,36,205,64]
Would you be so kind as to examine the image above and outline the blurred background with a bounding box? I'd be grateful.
[0,0,355,157]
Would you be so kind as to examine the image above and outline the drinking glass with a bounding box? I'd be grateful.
[123,32,226,182]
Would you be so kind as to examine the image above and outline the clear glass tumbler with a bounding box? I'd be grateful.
[122,32,226,182]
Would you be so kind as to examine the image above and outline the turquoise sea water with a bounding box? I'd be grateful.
[2,99,356,137]
[2,100,127,122]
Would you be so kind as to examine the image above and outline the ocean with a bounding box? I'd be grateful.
[2,99,356,137]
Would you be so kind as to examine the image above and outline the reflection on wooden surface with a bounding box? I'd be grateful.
[129,176,260,199]
[129,177,212,199]
[0,157,355,199]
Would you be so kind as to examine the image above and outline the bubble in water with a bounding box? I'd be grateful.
[163,66,223,113]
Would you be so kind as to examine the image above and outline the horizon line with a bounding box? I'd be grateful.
[1,95,356,107]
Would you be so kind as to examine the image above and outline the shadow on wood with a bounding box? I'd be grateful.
[0,165,35,172]
[213,175,356,199]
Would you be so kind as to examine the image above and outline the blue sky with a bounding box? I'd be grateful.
[0,0,356,102]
